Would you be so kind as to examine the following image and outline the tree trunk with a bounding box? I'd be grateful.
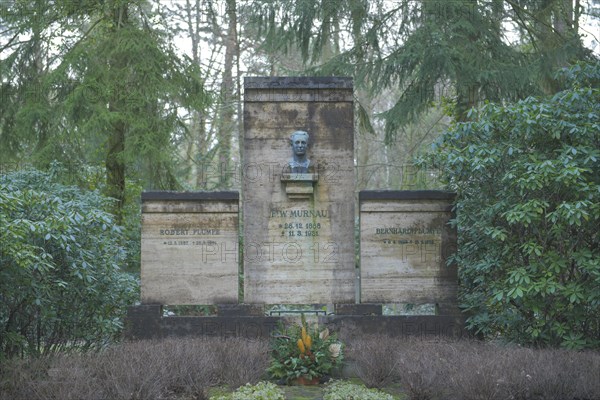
[454,0,480,121]
[534,0,581,94]
[106,110,126,223]
[216,0,238,189]
[356,94,372,190]
[30,6,49,166]
[182,0,210,188]
[105,2,128,223]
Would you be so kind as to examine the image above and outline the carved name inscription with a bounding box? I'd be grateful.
[360,193,458,307]
[243,77,355,304]
[141,194,239,305]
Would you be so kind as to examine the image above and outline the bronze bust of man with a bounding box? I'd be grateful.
[288,130,310,173]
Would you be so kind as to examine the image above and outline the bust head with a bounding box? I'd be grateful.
[290,130,309,157]
[288,130,310,173]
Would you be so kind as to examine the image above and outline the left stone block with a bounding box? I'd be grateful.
[140,191,239,305]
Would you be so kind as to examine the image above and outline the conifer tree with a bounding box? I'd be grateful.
[1,0,210,220]
[248,0,597,141]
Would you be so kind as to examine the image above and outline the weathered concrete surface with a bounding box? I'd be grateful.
[124,306,464,341]
[320,315,467,340]
[243,77,355,304]
[359,191,459,314]
[124,305,281,340]
[140,192,239,305]
[334,303,383,315]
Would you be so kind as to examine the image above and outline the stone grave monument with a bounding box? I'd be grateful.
[242,77,355,304]
[126,77,464,341]
[359,190,459,315]
[140,191,239,305]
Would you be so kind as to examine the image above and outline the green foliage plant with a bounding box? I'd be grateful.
[0,169,138,359]
[0,0,211,221]
[429,62,600,348]
[268,315,344,383]
[211,381,285,400]
[247,0,591,143]
[323,380,398,400]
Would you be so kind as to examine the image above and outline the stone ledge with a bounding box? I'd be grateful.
[125,307,467,341]
[244,76,353,89]
[335,303,382,315]
[124,307,282,341]
[142,191,239,201]
[319,315,467,340]
[359,190,456,201]
[216,304,265,317]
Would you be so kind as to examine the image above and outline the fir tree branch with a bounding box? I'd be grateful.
[505,0,575,45]
[0,30,24,53]
[44,16,103,78]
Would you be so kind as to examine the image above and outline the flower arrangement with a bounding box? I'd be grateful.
[268,315,344,384]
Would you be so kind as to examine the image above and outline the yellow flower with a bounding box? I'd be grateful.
[297,338,306,354]
[304,335,312,350]
[329,343,341,359]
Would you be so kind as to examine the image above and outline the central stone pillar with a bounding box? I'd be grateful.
[243,77,355,304]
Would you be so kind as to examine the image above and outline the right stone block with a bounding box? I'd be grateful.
[359,191,459,314]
